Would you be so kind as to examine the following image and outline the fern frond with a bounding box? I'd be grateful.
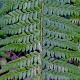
[0,0,42,79]
[43,27,80,42]
[0,0,41,15]
[0,65,41,80]
[42,0,80,79]
[0,9,40,27]
[0,51,41,73]
[0,52,10,59]
[0,42,42,52]
[43,37,78,51]
[44,15,80,34]
[44,1,80,16]
[43,47,80,59]
[44,0,71,4]
[0,23,40,37]
[42,68,80,80]
[43,59,80,75]
[0,0,80,79]
[0,32,40,46]
[70,18,80,25]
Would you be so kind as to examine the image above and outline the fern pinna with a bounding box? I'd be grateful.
[0,0,80,80]
[0,0,42,80]
[42,0,80,80]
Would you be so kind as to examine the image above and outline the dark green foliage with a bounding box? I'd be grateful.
[0,0,80,80]
[0,0,42,80]
[42,0,80,80]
